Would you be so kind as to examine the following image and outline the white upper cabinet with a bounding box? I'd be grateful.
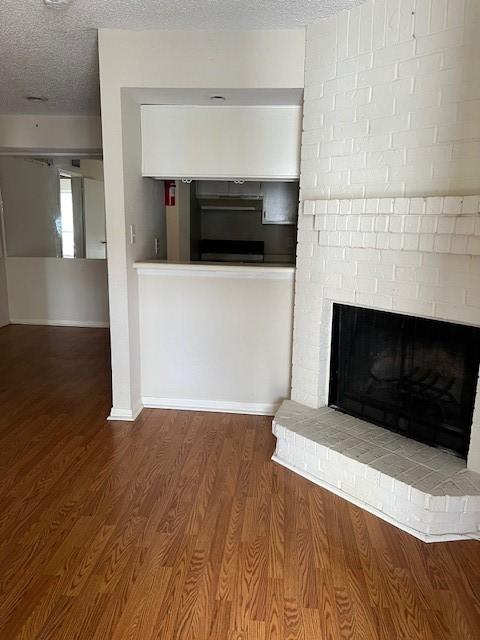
[141,105,301,181]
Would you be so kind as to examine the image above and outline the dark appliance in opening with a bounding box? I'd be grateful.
[200,239,264,263]
[328,304,480,458]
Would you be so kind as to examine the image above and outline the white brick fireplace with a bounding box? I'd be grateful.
[272,0,480,542]
[272,195,480,542]
[292,194,480,473]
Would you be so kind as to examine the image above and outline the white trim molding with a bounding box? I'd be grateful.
[108,403,144,422]
[142,396,279,416]
[134,261,295,280]
[0,149,102,158]
[10,318,109,328]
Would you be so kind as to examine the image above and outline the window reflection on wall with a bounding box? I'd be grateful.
[60,175,75,258]
[0,157,106,259]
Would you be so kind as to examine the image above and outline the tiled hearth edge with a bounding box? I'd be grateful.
[272,401,480,543]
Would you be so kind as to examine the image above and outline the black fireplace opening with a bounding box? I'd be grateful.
[328,304,480,458]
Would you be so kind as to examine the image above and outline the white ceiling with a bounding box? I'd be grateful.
[0,0,364,116]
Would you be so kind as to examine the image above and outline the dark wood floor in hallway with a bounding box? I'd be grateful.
[0,324,479,639]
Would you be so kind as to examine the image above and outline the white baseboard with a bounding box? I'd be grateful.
[271,454,474,543]
[142,396,278,416]
[10,318,109,328]
[108,403,143,422]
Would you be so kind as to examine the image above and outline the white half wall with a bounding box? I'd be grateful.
[137,263,294,414]
[6,257,109,327]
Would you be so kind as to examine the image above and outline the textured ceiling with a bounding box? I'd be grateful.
[0,0,364,116]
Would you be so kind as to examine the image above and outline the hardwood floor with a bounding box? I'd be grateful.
[0,324,479,639]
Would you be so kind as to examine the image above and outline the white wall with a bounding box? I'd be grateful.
[0,222,8,327]
[80,159,104,181]
[84,178,107,259]
[137,264,294,413]
[301,0,480,199]
[100,29,305,92]
[0,156,109,327]
[98,28,305,419]
[0,157,107,258]
[112,92,165,418]
[6,257,109,327]
[0,258,7,327]
[0,116,104,329]
[0,158,61,257]
[0,115,102,155]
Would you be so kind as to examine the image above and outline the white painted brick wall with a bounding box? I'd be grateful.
[293,0,480,473]
[302,0,480,200]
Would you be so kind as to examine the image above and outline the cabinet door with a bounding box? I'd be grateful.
[262,182,299,225]
[141,105,301,180]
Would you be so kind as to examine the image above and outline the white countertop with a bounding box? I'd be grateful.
[134,261,296,279]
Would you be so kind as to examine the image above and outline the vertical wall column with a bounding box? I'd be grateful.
[98,28,305,420]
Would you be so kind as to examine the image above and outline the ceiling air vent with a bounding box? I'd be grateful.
[43,0,72,9]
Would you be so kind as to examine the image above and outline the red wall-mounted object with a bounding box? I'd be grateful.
[164,180,176,206]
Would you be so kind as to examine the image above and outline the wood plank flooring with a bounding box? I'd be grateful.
[0,324,479,639]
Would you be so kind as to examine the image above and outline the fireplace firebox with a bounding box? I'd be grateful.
[329,304,480,458]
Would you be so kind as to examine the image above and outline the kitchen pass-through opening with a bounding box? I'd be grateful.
[329,304,480,458]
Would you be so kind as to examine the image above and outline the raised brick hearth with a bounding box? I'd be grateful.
[273,400,480,542]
